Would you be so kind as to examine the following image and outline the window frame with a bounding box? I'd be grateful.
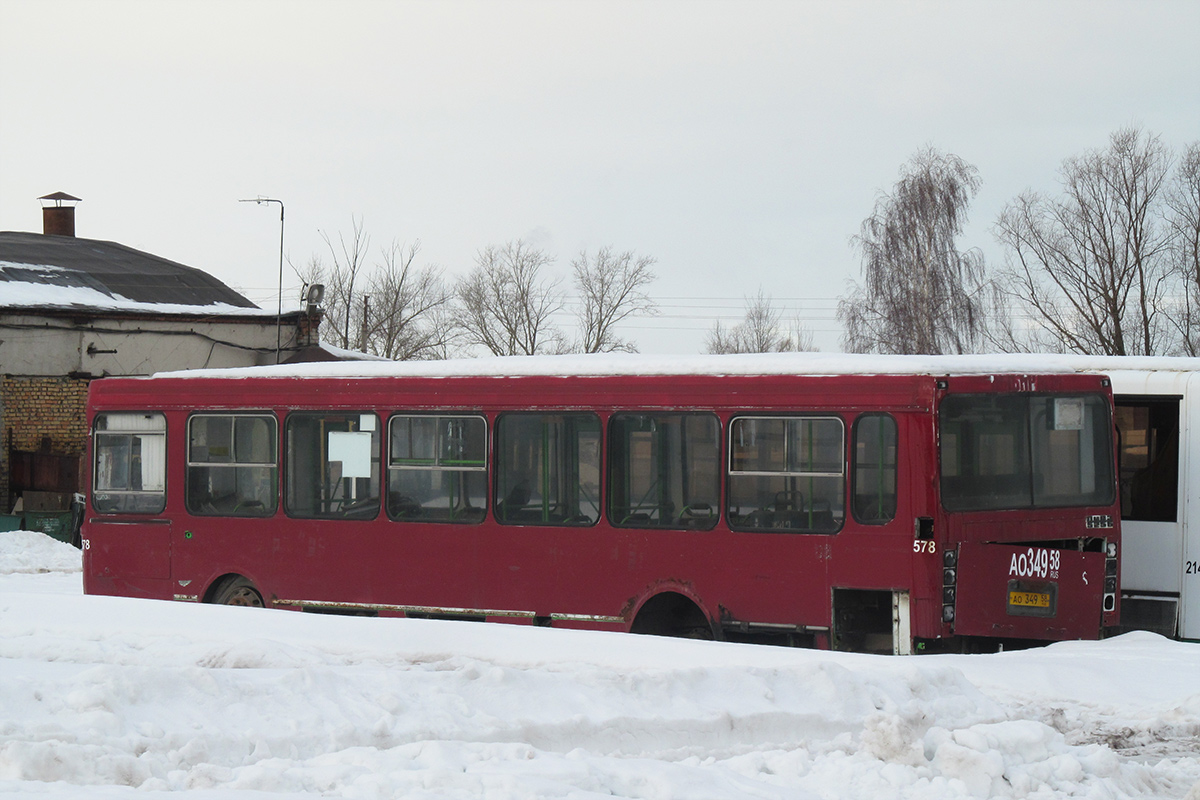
[386,413,488,523]
[91,411,168,515]
[493,411,602,527]
[1114,397,1180,522]
[938,392,1116,512]
[851,412,899,525]
[607,411,721,530]
[726,414,847,534]
[185,412,279,518]
[284,410,382,520]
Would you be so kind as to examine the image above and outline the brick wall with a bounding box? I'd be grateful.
[0,376,90,507]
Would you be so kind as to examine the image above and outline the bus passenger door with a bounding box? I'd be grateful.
[1114,396,1182,637]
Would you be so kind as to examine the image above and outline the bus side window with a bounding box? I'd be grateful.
[608,412,720,530]
[93,412,167,514]
[852,414,898,524]
[187,414,278,517]
[727,416,845,533]
[495,413,600,526]
[1115,400,1179,522]
[387,415,487,523]
[285,412,381,519]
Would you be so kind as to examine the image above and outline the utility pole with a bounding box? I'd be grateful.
[239,197,285,363]
[360,295,371,352]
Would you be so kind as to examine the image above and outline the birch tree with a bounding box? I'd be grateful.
[838,147,992,354]
[360,241,456,360]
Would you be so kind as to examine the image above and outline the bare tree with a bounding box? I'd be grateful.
[361,241,456,360]
[706,289,815,354]
[787,316,817,353]
[454,240,567,356]
[572,247,658,353]
[994,127,1176,356]
[1168,142,1200,355]
[838,146,993,354]
[313,217,371,350]
[298,221,453,359]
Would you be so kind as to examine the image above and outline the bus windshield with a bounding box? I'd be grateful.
[939,393,1114,512]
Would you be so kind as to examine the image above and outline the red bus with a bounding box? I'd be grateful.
[81,354,1122,653]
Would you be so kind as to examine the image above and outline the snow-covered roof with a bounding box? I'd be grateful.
[0,231,268,315]
[154,351,1200,381]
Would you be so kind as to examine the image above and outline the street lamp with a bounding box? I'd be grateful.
[239,196,285,363]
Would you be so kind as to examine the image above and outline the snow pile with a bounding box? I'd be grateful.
[1,531,1199,799]
[0,529,82,574]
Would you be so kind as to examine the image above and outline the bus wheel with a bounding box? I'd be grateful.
[212,576,264,607]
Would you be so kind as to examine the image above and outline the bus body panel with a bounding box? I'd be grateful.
[954,541,1107,639]
[85,518,171,583]
[1185,374,1200,640]
[81,366,1120,650]
[1108,369,1200,640]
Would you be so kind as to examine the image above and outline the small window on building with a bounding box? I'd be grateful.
[92,412,167,514]
[608,413,720,529]
[495,413,600,525]
[187,414,278,517]
[728,416,845,533]
[388,415,487,523]
[285,412,380,519]
[852,414,898,524]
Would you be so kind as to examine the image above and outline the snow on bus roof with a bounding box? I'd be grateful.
[151,351,1200,381]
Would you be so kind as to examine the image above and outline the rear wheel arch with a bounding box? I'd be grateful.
[629,588,716,640]
[206,574,265,607]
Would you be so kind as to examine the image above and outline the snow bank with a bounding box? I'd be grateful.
[1,531,1198,798]
[0,530,81,574]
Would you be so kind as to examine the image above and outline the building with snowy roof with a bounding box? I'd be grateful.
[0,193,332,515]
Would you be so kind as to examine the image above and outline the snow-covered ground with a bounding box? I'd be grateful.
[1,531,1198,799]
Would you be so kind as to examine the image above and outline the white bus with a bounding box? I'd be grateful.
[1024,355,1200,641]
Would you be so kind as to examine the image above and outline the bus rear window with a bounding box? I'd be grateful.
[940,394,1114,511]
[93,412,167,514]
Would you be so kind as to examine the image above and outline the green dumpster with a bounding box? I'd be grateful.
[0,514,21,532]
[23,511,74,544]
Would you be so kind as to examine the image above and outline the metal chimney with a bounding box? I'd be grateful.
[39,192,82,236]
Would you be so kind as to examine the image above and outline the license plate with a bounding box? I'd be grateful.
[1008,590,1050,608]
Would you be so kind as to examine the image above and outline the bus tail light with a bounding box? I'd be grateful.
[942,547,958,624]
[1103,541,1118,613]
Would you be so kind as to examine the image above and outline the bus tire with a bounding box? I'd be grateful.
[211,575,264,608]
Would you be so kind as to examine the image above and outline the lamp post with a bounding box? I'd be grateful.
[239,196,285,363]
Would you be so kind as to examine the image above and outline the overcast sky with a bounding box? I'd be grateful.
[2,0,1197,353]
